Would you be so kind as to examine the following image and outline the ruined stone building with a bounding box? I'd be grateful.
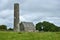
[14,3,36,32]
[20,22,36,32]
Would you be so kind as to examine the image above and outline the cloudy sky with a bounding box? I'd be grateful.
[0,0,60,28]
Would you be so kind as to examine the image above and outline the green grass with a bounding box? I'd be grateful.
[0,31,60,40]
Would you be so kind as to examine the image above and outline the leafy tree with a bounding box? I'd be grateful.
[57,27,60,31]
[42,21,58,32]
[8,28,13,31]
[36,21,59,32]
[0,25,7,31]
[36,22,42,31]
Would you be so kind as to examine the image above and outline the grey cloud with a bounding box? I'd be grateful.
[21,0,60,16]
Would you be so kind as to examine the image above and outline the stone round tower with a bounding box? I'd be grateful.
[14,3,20,32]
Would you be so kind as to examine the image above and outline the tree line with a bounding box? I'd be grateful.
[0,25,13,31]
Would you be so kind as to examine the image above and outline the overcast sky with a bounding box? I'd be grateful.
[0,0,60,28]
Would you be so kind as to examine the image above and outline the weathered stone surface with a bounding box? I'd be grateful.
[20,22,36,32]
[14,3,20,32]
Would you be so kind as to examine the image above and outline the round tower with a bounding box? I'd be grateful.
[14,3,20,32]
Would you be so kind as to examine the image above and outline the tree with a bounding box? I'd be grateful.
[0,25,7,31]
[36,22,43,31]
[8,28,13,31]
[57,27,60,31]
[36,21,59,32]
[42,21,58,32]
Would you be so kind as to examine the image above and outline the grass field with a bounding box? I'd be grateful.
[0,31,60,40]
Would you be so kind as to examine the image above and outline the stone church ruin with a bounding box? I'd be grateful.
[20,22,35,32]
[14,3,36,32]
